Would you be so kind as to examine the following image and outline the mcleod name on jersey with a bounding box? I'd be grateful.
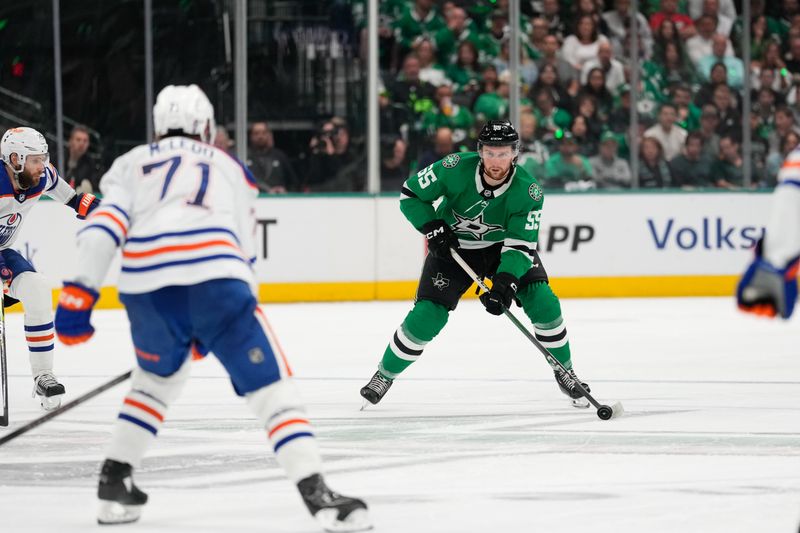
[400,152,543,279]
[0,163,77,250]
[78,137,258,294]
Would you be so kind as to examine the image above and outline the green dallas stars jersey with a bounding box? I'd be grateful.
[400,151,544,279]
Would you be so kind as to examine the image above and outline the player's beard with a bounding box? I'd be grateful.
[485,163,510,182]
[15,169,39,190]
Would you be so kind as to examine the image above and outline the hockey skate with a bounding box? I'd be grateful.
[298,473,372,532]
[359,371,393,408]
[96,459,148,525]
[32,371,65,411]
[553,367,591,408]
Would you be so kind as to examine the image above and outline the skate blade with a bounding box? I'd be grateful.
[571,397,590,409]
[315,508,373,532]
[97,500,143,525]
[40,394,64,411]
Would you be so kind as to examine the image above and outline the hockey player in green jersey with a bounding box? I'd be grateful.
[360,120,590,408]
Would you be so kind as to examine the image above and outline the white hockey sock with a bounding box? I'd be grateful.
[247,379,322,483]
[8,272,56,377]
[106,360,191,469]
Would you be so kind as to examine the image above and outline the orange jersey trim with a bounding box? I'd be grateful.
[91,211,128,236]
[122,239,239,259]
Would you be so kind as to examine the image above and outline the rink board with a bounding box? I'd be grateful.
[14,192,770,307]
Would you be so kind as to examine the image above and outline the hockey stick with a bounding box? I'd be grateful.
[0,369,132,446]
[450,248,623,420]
[0,301,7,427]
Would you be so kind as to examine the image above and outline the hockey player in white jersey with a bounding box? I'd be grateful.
[0,127,99,410]
[53,85,371,532]
[737,145,800,319]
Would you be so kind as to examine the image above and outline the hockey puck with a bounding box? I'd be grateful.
[596,401,624,420]
[597,406,613,420]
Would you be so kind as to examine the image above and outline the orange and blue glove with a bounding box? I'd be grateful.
[67,193,100,220]
[737,240,800,319]
[55,282,99,344]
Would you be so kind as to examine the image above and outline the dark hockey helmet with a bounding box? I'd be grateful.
[477,120,520,175]
[477,120,520,153]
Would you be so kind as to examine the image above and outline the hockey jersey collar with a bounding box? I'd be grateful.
[474,164,515,199]
[0,164,46,202]
[0,165,14,197]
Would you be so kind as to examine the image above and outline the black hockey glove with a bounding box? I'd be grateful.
[480,272,520,316]
[421,219,459,259]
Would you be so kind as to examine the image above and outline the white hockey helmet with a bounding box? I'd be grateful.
[153,84,216,144]
[0,127,49,174]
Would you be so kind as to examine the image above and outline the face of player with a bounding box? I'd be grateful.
[16,153,47,190]
[480,145,515,184]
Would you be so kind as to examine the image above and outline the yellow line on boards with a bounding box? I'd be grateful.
[31,275,739,313]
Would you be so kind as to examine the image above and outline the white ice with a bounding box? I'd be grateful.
[0,297,798,533]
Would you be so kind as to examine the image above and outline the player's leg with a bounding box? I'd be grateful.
[98,287,195,524]
[1,249,64,410]
[361,246,496,405]
[517,252,590,406]
[190,279,370,532]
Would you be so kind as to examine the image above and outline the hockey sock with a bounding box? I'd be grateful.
[26,320,55,376]
[378,299,449,378]
[518,282,573,369]
[10,272,57,376]
[106,361,191,469]
[247,379,322,483]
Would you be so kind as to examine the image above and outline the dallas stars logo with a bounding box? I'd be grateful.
[452,212,504,239]
[431,272,450,291]
[442,153,460,168]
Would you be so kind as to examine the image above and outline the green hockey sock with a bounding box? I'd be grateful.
[518,282,572,369]
[378,299,450,378]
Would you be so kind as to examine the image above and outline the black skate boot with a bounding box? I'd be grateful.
[359,371,393,407]
[553,367,591,408]
[32,371,65,411]
[97,459,148,525]
[297,473,372,532]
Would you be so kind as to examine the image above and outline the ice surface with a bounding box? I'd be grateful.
[0,297,798,532]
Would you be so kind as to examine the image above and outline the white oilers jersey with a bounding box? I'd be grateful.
[0,163,76,250]
[764,147,800,267]
[78,137,258,294]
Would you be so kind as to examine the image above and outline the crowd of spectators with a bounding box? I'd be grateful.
[244,0,800,192]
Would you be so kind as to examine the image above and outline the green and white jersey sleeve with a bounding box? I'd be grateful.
[399,157,455,231]
[497,187,542,279]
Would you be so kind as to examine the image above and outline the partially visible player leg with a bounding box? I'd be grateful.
[97,287,195,525]
[6,266,65,410]
[361,299,450,404]
[195,279,370,532]
[246,380,369,532]
[100,361,191,524]
[518,259,590,407]
[360,249,480,405]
